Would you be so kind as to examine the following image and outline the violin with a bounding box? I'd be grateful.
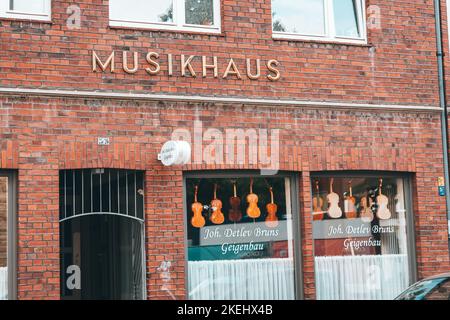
[360,194,374,223]
[265,187,279,228]
[376,179,391,220]
[344,181,357,219]
[246,178,261,219]
[210,183,225,224]
[312,180,324,221]
[228,182,242,223]
[327,178,342,219]
[191,185,205,228]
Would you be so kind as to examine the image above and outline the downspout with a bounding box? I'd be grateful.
[434,0,450,238]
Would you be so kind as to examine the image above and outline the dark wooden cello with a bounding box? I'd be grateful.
[228,181,242,223]
[265,187,279,228]
[313,180,325,221]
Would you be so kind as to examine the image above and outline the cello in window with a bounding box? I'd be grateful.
[360,193,374,223]
[344,181,357,219]
[228,181,242,223]
[265,187,279,228]
[376,179,391,220]
[327,178,342,219]
[312,180,324,221]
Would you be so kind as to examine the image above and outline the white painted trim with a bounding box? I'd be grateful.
[109,0,221,34]
[0,0,51,22]
[0,87,441,112]
[272,0,367,45]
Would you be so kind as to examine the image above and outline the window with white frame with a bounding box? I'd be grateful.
[0,0,51,21]
[272,0,366,43]
[109,0,221,33]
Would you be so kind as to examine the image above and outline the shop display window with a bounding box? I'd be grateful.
[185,173,298,300]
[311,174,414,300]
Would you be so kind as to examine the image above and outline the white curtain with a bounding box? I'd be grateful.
[315,254,409,300]
[188,258,295,300]
[0,267,7,300]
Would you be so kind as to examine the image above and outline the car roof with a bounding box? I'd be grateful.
[423,272,450,280]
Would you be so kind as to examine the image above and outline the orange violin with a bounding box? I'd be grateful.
[246,178,261,219]
[265,187,278,228]
[191,185,205,228]
[210,183,225,225]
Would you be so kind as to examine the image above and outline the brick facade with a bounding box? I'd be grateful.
[0,0,449,300]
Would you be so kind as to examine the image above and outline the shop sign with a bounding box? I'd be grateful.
[199,221,289,248]
[158,140,191,166]
[92,51,281,81]
[313,219,395,240]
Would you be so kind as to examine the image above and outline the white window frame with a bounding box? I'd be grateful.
[109,0,221,34]
[0,0,51,21]
[272,0,367,44]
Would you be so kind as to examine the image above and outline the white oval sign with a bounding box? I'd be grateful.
[158,141,191,166]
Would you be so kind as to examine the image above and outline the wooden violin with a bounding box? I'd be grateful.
[210,183,225,224]
[376,179,391,220]
[327,178,342,219]
[246,178,261,219]
[360,194,374,223]
[344,181,357,219]
[265,187,279,228]
[312,180,324,221]
[191,185,205,228]
[228,182,242,223]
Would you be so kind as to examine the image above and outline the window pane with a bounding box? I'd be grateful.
[109,0,174,23]
[333,0,361,38]
[312,175,411,300]
[10,0,46,14]
[186,176,296,300]
[272,0,325,35]
[185,0,214,26]
[0,177,7,300]
[396,278,447,300]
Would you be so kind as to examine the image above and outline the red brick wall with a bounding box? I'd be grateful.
[0,0,450,300]
[0,94,448,299]
[0,0,443,106]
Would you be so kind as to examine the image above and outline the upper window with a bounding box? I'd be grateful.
[272,0,366,43]
[109,0,221,34]
[0,0,51,21]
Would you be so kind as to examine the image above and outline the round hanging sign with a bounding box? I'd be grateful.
[158,140,191,166]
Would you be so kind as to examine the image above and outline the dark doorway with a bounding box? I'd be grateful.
[59,169,145,300]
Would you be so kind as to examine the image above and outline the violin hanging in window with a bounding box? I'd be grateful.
[265,187,279,228]
[228,181,242,223]
[246,178,261,219]
[313,180,325,221]
[210,183,225,224]
[191,185,205,228]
